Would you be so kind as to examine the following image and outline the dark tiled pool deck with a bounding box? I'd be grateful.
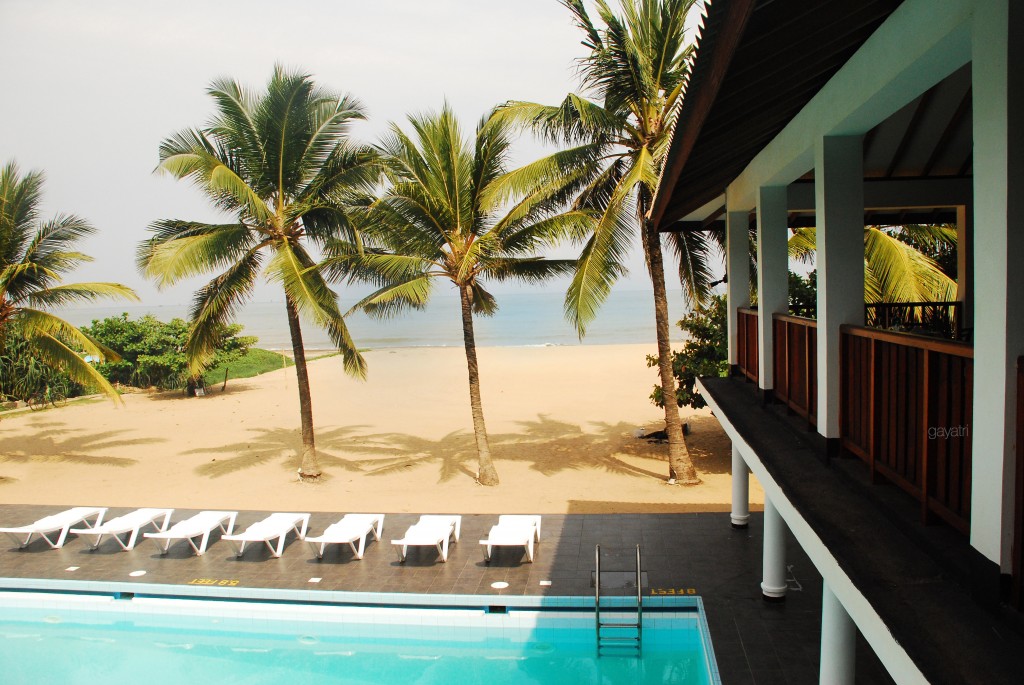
[0,505,895,684]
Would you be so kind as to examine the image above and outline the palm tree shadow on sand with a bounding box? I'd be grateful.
[354,414,730,483]
[181,413,732,483]
[0,418,152,467]
[188,425,375,479]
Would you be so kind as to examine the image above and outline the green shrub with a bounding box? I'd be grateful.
[648,295,728,410]
[82,314,256,390]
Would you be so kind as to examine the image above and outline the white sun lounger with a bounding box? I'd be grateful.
[71,508,174,551]
[480,515,542,562]
[306,514,385,560]
[144,510,238,556]
[391,515,461,563]
[0,507,107,549]
[222,512,310,558]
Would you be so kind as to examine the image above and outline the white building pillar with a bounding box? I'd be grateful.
[820,581,857,685]
[731,446,750,529]
[757,185,789,393]
[726,209,751,367]
[969,0,1024,584]
[761,495,787,601]
[814,136,865,442]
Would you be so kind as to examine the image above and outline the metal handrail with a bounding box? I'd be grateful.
[636,544,643,653]
[594,543,643,656]
[594,544,602,654]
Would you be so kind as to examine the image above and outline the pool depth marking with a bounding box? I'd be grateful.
[650,588,698,595]
[188,578,240,586]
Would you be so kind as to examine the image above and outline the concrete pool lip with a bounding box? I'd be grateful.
[0,574,706,611]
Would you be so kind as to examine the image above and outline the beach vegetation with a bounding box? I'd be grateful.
[499,0,703,484]
[338,105,588,486]
[648,295,726,410]
[138,66,380,480]
[0,161,138,403]
[202,347,292,386]
[81,314,256,390]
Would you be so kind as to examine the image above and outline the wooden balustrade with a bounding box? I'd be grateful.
[736,307,759,383]
[772,314,817,426]
[840,325,973,533]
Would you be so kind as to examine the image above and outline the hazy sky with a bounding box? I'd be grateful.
[0,0,709,307]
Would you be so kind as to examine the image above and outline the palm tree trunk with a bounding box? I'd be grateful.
[643,219,701,485]
[459,284,499,485]
[285,296,320,481]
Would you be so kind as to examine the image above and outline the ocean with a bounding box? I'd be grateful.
[57,288,689,352]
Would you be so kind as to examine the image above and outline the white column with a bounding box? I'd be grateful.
[761,495,787,601]
[814,135,865,439]
[970,0,1024,570]
[731,446,750,528]
[820,581,857,685]
[757,185,789,391]
[726,209,751,366]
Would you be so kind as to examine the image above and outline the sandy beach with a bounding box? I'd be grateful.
[0,344,762,514]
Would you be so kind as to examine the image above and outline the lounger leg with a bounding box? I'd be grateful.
[355,535,366,560]
[52,527,71,549]
[526,539,534,562]
[124,530,140,551]
[372,519,383,541]
[8,532,32,548]
[396,544,407,562]
[440,537,448,562]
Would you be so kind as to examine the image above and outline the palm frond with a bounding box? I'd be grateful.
[184,250,263,375]
[27,282,139,308]
[348,273,434,319]
[665,228,718,307]
[864,227,957,302]
[20,331,122,403]
[138,221,257,287]
[268,242,366,378]
[564,194,634,336]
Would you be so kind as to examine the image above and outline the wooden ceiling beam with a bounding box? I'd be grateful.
[650,0,758,230]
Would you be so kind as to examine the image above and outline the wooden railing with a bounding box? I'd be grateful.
[736,307,759,383]
[865,301,963,340]
[840,325,973,533]
[772,314,817,426]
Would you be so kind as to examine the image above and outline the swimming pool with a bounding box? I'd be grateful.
[0,591,720,684]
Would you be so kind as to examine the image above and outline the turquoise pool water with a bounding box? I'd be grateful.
[0,593,719,684]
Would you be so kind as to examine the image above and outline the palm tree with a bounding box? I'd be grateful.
[0,161,137,401]
[340,105,589,486]
[499,0,702,484]
[788,224,957,304]
[138,66,379,481]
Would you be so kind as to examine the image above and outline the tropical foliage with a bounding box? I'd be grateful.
[81,314,255,390]
[648,294,727,411]
[138,66,379,479]
[340,105,587,485]
[788,224,957,304]
[0,161,137,403]
[499,0,702,483]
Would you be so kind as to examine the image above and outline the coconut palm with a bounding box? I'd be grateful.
[499,0,702,484]
[0,161,137,402]
[138,66,379,481]
[788,224,957,304]
[339,105,589,486]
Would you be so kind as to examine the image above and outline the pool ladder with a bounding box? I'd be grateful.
[594,544,642,656]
